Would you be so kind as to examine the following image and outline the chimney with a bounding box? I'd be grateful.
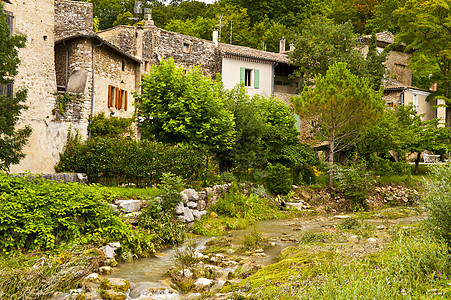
[289,43,295,52]
[213,28,219,47]
[279,37,286,53]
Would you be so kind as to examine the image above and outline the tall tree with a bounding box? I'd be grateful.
[289,17,367,90]
[395,0,451,104]
[0,3,32,171]
[293,62,384,188]
[136,58,235,152]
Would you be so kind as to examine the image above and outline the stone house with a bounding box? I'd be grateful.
[361,31,444,124]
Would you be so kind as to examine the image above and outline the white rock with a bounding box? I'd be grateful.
[182,189,199,201]
[123,211,141,224]
[193,210,202,220]
[187,201,197,209]
[187,293,202,299]
[194,278,214,288]
[174,202,184,215]
[179,269,193,278]
[349,235,359,243]
[333,215,352,219]
[183,207,194,223]
[107,204,119,213]
[100,244,116,259]
[108,242,121,249]
[376,225,386,230]
[197,200,206,210]
[199,210,208,217]
[367,237,378,243]
[116,200,142,213]
[85,273,100,281]
[180,193,189,203]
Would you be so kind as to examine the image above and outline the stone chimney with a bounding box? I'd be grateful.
[289,43,295,52]
[213,28,219,47]
[279,37,286,53]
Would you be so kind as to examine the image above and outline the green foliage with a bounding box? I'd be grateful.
[136,58,235,152]
[334,158,375,211]
[368,154,411,176]
[87,113,133,137]
[336,217,360,230]
[0,5,31,172]
[242,228,268,251]
[395,0,451,99]
[173,240,201,273]
[138,199,185,246]
[55,135,205,185]
[289,18,385,90]
[265,163,293,195]
[52,93,72,119]
[159,172,184,211]
[293,163,318,185]
[293,62,384,188]
[0,173,155,255]
[423,163,451,246]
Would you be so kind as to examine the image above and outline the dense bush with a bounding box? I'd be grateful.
[55,135,205,185]
[368,154,411,176]
[293,163,318,185]
[423,163,451,245]
[0,174,155,255]
[265,163,293,195]
[138,199,185,246]
[159,172,185,211]
[335,159,375,211]
[87,113,133,137]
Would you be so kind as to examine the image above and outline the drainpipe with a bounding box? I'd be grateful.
[63,41,69,91]
[271,61,278,96]
[89,39,103,138]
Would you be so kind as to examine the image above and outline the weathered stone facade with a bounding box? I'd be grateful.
[54,0,93,40]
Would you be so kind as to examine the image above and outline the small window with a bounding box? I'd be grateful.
[4,11,13,37]
[144,61,149,72]
[121,60,125,72]
[182,43,191,53]
[108,85,128,111]
[413,94,418,112]
[244,69,252,87]
[0,83,13,101]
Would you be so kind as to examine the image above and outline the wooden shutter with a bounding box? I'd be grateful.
[124,91,128,111]
[240,67,245,85]
[108,85,113,107]
[254,69,260,89]
[116,88,121,109]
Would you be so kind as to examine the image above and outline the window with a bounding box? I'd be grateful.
[121,60,125,72]
[0,83,13,101]
[413,94,418,112]
[144,61,149,72]
[4,11,13,37]
[108,85,128,111]
[240,67,260,89]
[182,43,191,53]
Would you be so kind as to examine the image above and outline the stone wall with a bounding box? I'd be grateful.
[98,26,222,79]
[54,0,93,41]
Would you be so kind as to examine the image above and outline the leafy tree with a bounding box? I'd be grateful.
[293,62,384,188]
[395,0,451,106]
[0,4,31,171]
[366,0,406,33]
[165,16,217,40]
[289,18,367,90]
[136,58,235,152]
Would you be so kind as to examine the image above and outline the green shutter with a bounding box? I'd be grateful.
[254,69,260,89]
[240,67,245,85]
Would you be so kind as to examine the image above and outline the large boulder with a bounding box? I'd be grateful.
[100,278,130,293]
[174,202,184,215]
[182,189,199,201]
[115,200,142,213]
[182,207,195,223]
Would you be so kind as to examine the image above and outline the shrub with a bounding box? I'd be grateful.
[0,174,155,255]
[87,113,133,137]
[368,154,411,176]
[423,163,451,245]
[265,163,293,195]
[55,135,205,185]
[159,172,185,211]
[293,163,318,185]
[139,199,185,246]
[334,159,375,211]
[242,228,268,251]
[220,171,237,183]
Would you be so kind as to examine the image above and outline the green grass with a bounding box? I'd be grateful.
[98,186,160,200]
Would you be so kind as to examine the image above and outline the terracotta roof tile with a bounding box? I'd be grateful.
[219,43,290,64]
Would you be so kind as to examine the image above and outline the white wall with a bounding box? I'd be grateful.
[221,57,273,97]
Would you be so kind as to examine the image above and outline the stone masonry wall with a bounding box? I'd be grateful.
[54,0,93,41]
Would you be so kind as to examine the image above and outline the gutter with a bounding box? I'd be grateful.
[89,39,103,138]
[63,40,69,91]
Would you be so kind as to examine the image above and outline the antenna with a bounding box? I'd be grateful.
[230,18,233,44]
[129,1,143,22]
[218,14,223,43]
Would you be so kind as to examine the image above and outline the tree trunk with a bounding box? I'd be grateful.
[328,138,334,189]
[415,152,421,175]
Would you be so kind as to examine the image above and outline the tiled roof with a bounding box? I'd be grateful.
[219,43,290,64]
[384,80,431,93]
